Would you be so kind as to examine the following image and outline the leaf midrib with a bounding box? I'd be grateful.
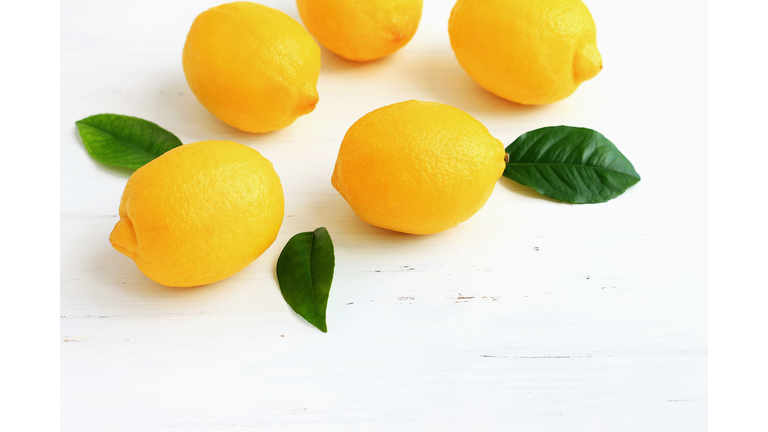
[80,121,159,159]
[507,161,639,177]
[307,231,322,324]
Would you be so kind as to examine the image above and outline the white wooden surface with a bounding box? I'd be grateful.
[60,0,707,430]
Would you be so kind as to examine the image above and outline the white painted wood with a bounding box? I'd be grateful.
[61,0,707,430]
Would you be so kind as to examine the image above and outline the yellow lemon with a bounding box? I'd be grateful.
[110,140,284,287]
[183,2,321,133]
[448,0,602,105]
[331,100,505,235]
[296,0,423,62]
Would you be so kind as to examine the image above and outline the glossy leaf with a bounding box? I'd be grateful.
[503,126,641,203]
[75,114,182,170]
[276,227,335,333]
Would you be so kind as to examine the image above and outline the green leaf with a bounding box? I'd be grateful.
[503,126,641,203]
[75,114,182,170]
[276,227,335,333]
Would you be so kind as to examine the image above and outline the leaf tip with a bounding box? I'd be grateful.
[276,227,335,334]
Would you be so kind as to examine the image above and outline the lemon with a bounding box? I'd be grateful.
[183,2,321,133]
[296,0,423,62]
[331,100,506,235]
[110,140,284,287]
[449,0,602,105]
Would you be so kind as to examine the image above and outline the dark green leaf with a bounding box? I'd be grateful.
[276,227,335,333]
[75,114,182,170]
[503,126,641,203]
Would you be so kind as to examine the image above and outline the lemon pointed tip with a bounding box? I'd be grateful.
[110,218,138,259]
[574,43,602,83]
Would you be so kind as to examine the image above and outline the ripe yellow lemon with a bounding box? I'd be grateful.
[110,140,284,287]
[183,2,321,133]
[296,0,423,62]
[448,0,602,105]
[331,100,506,235]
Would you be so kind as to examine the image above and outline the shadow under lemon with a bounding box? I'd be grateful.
[400,47,552,116]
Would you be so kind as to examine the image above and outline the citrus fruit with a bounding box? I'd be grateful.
[331,100,506,235]
[296,0,423,62]
[109,140,284,287]
[182,2,321,133]
[448,0,602,105]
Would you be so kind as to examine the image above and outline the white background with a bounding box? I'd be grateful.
[53,0,721,429]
